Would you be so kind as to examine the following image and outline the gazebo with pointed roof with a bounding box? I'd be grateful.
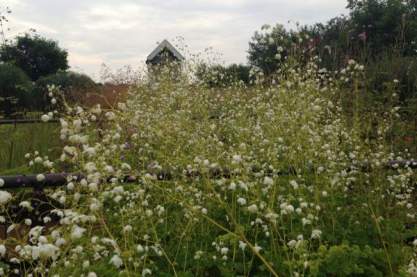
[146,39,185,66]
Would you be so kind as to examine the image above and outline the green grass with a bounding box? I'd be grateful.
[0,122,60,174]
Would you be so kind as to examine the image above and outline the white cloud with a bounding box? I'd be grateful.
[3,0,348,77]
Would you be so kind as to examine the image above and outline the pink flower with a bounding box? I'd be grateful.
[358,32,367,42]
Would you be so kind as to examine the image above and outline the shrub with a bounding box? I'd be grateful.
[196,63,251,87]
[35,71,97,109]
[0,63,33,117]
[366,55,417,103]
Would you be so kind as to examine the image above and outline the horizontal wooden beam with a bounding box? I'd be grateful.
[0,173,80,189]
[0,119,59,125]
[0,160,415,190]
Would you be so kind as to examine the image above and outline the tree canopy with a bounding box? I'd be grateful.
[248,0,417,74]
[0,33,69,81]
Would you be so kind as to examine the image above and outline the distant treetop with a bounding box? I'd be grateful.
[0,33,69,81]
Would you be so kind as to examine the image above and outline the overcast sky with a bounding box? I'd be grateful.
[4,0,348,79]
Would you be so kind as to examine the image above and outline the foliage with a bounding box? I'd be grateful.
[366,55,417,103]
[347,0,417,57]
[248,0,417,74]
[248,24,294,75]
[0,33,69,81]
[195,63,251,87]
[35,71,97,108]
[0,57,415,276]
[309,244,390,276]
[0,63,33,117]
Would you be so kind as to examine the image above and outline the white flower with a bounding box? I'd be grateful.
[313,105,321,112]
[303,217,312,226]
[92,104,102,115]
[32,244,60,260]
[67,182,75,190]
[36,174,46,182]
[34,156,43,163]
[247,204,258,213]
[220,247,229,255]
[137,244,145,253]
[84,162,97,173]
[263,177,273,186]
[142,268,152,276]
[290,180,298,190]
[105,165,115,174]
[88,272,97,277]
[88,182,98,192]
[84,147,96,157]
[239,241,247,250]
[123,225,132,232]
[287,240,297,248]
[121,163,131,171]
[0,244,6,257]
[55,238,66,247]
[285,204,294,213]
[41,114,50,122]
[232,154,242,164]
[311,229,322,239]
[253,244,262,253]
[105,112,116,120]
[228,182,236,190]
[71,225,86,240]
[237,197,247,206]
[90,200,100,212]
[0,191,12,205]
[109,254,123,268]
[0,178,4,187]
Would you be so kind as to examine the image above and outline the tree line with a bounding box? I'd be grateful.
[200,0,417,107]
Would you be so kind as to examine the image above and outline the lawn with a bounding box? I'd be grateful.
[0,122,60,175]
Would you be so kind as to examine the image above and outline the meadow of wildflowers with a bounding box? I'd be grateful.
[0,56,416,276]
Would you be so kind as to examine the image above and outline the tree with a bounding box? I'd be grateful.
[248,24,293,75]
[35,71,97,108]
[347,0,417,57]
[0,6,12,45]
[0,63,33,117]
[0,33,69,81]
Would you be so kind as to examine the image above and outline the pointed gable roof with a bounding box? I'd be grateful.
[146,39,185,64]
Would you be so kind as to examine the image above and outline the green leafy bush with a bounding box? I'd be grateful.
[196,63,251,87]
[35,70,97,108]
[0,63,33,117]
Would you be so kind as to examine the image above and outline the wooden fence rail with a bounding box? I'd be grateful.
[0,119,59,125]
[0,160,415,190]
